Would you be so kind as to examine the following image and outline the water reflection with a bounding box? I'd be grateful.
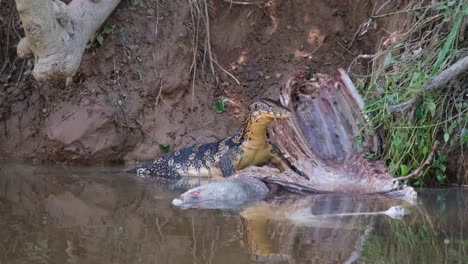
[0,162,466,263]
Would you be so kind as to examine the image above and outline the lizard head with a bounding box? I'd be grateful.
[248,98,292,121]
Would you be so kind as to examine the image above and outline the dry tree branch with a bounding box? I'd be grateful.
[387,55,468,118]
[392,142,438,182]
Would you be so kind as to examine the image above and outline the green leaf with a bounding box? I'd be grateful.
[400,164,409,176]
[214,97,231,113]
[413,179,422,186]
[433,3,465,74]
[411,71,421,86]
[426,100,436,118]
[102,24,116,34]
[96,34,104,45]
[393,137,403,148]
[435,159,447,172]
[439,163,447,172]
[356,136,364,149]
[383,52,396,68]
[159,144,170,152]
[461,129,468,145]
[436,4,447,10]
[444,133,449,142]
[436,171,446,184]
[422,145,429,156]
[415,105,425,119]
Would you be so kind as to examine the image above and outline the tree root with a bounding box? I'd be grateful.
[392,141,438,182]
[387,55,468,121]
[15,0,120,82]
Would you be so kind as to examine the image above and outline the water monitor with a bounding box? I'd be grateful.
[127,98,291,178]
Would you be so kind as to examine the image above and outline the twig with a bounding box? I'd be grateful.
[387,55,468,117]
[347,54,378,72]
[0,7,14,76]
[212,58,240,85]
[392,142,438,182]
[54,102,92,129]
[15,59,26,88]
[153,0,160,43]
[222,0,265,5]
[203,0,216,80]
[336,40,355,56]
[374,0,393,15]
[155,79,163,119]
[348,0,429,49]
[187,0,240,110]
[188,0,199,110]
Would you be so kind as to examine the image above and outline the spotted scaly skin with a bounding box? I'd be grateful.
[128,98,291,178]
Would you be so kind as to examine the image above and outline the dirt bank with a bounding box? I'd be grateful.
[0,0,411,163]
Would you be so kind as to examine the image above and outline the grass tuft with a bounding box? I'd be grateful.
[354,0,468,185]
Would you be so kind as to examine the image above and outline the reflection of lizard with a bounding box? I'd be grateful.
[127,98,291,178]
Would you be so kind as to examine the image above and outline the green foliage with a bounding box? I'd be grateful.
[131,0,142,8]
[159,144,170,152]
[461,129,468,145]
[214,97,231,113]
[95,24,116,46]
[432,1,466,73]
[357,1,468,185]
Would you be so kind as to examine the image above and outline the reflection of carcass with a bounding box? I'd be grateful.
[173,69,417,210]
[241,194,410,263]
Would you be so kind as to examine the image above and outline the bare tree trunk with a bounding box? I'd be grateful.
[16,0,120,82]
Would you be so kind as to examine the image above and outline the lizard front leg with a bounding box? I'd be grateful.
[220,155,237,177]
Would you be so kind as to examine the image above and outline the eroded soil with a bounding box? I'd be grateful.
[0,0,411,163]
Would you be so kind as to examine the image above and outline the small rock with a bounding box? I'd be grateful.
[332,9,346,17]
[246,72,261,82]
[265,75,271,80]
[275,73,282,78]
[81,98,91,106]
[11,89,20,97]
[6,87,15,94]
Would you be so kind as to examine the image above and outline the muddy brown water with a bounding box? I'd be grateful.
[0,162,467,264]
